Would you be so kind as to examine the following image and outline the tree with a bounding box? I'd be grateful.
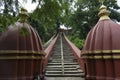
[0,0,20,31]
[0,0,120,48]
[65,0,120,48]
[29,0,76,42]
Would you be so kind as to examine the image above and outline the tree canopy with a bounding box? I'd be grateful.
[0,0,120,48]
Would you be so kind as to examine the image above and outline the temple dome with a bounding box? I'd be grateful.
[0,22,43,51]
[0,8,44,58]
[82,5,120,54]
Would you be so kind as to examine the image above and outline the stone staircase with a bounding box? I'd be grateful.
[45,34,84,77]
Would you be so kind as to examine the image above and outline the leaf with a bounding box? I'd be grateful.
[19,27,30,36]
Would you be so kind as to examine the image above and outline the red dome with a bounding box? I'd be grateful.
[82,5,120,54]
[0,7,44,59]
[0,8,45,80]
[81,4,120,80]
[0,22,43,51]
[83,19,120,53]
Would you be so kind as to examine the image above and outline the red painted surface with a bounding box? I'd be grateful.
[85,59,96,80]
[25,60,33,80]
[0,22,44,80]
[82,19,120,80]
[17,60,26,80]
[0,60,17,80]
[44,34,58,68]
[95,59,106,79]
[63,33,85,71]
[114,60,120,79]
[105,59,114,79]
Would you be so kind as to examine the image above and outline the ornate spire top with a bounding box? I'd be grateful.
[98,0,110,20]
[18,7,29,22]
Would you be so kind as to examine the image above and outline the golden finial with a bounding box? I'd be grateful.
[18,7,29,22]
[98,0,110,20]
[99,0,105,5]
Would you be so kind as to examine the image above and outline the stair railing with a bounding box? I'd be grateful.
[60,32,64,74]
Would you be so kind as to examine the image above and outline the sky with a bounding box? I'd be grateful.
[18,0,38,12]
[117,0,120,9]
[19,0,120,13]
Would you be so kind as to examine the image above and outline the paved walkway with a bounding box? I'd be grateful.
[45,77,85,80]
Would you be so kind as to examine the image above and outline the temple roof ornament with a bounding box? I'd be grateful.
[18,7,29,22]
[0,7,44,59]
[98,0,110,20]
[82,0,120,59]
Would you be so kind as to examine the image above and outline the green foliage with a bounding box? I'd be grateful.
[28,17,55,43]
[0,14,17,32]
[0,0,120,48]
[68,35,85,49]
[67,0,120,40]
[30,0,76,43]
[65,0,120,48]
[0,0,19,31]
[20,27,30,36]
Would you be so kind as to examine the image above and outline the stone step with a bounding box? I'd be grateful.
[51,54,74,56]
[46,68,62,71]
[64,68,82,71]
[49,57,76,60]
[46,67,82,72]
[50,56,75,60]
[46,65,80,68]
[51,60,76,63]
[53,53,73,55]
[45,35,85,78]
[45,73,85,77]
[46,70,83,74]
[46,67,83,72]
[47,63,78,65]
[48,58,61,61]
[51,54,61,56]
[46,67,80,70]
[51,57,76,59]
[50,58,75,60]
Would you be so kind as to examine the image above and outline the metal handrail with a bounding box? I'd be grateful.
[60,33,64,74]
